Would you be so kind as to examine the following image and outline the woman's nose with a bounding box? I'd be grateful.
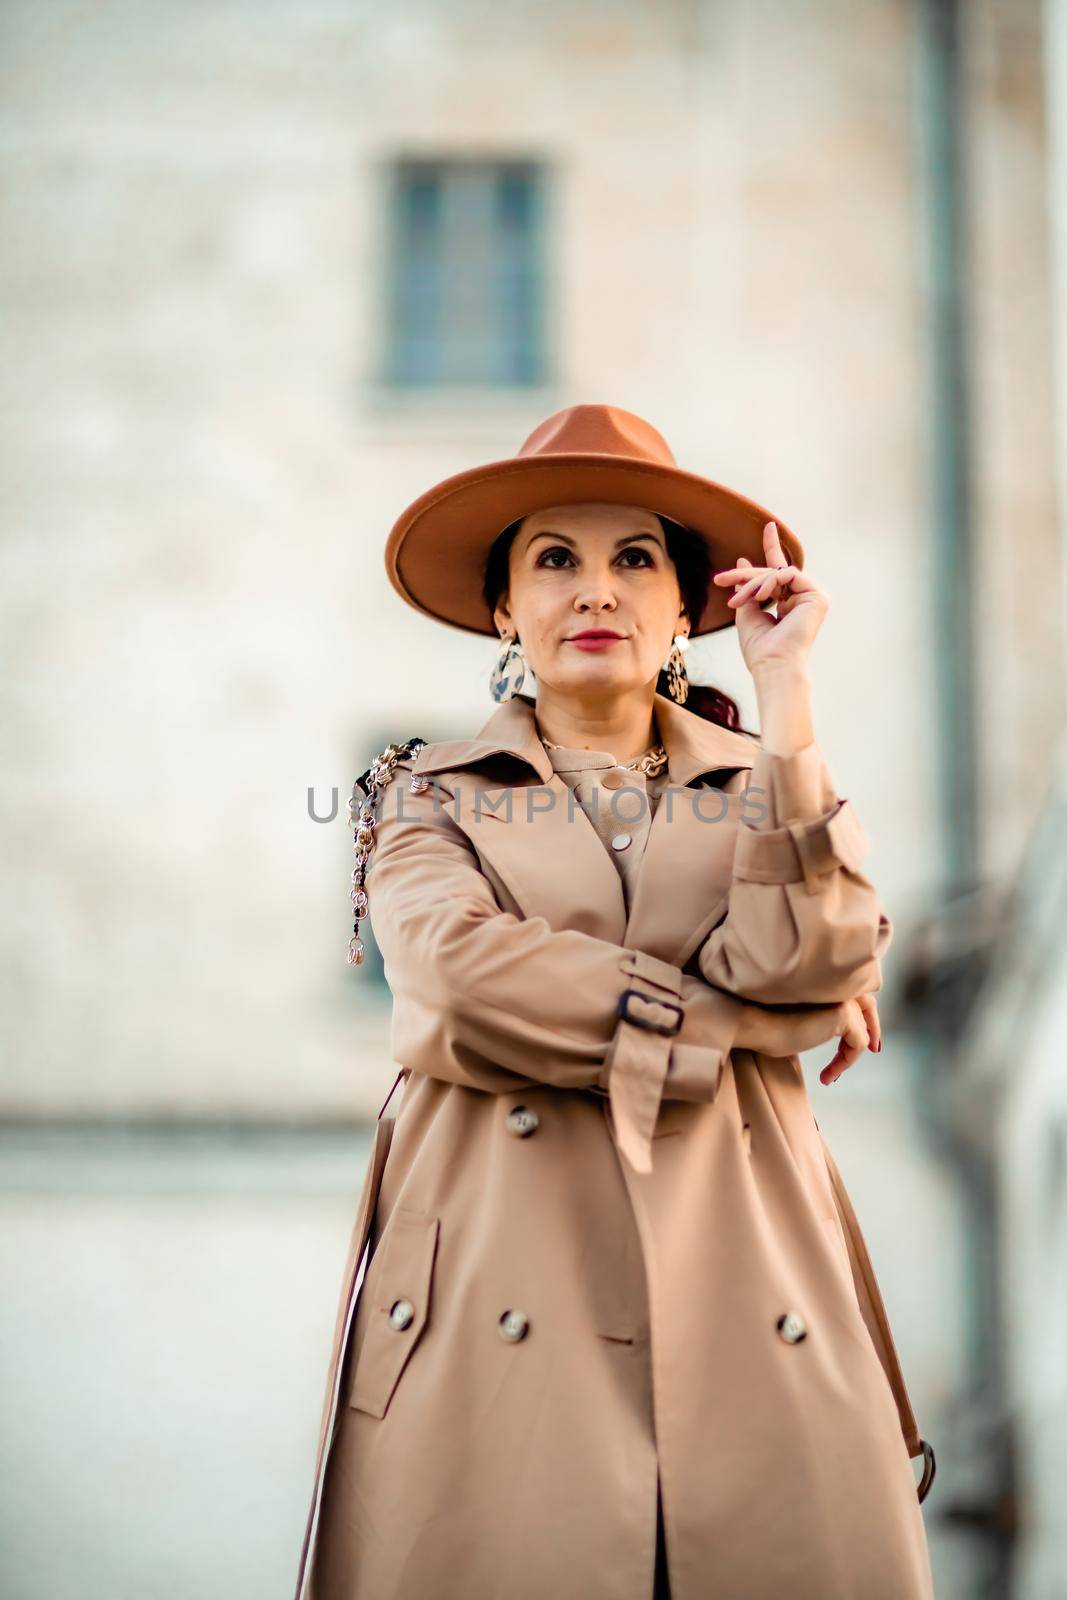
[573,576,619,612]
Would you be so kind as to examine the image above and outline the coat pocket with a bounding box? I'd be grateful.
[349,1208,440,1420]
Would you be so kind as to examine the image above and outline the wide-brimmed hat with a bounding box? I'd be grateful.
[384,402,804,636]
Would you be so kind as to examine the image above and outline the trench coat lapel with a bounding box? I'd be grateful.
[409,692,758,966]
[621,693,758,968]
[410,696,629,947]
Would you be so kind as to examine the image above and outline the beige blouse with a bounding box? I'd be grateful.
[542,743,672,914]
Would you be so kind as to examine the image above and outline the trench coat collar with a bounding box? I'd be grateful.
[410,690,758,790]
[409,692,760,970]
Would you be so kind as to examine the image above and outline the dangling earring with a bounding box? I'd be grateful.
[490,632,527,702]
[664,632,690,705]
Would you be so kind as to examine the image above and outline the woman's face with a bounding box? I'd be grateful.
[492,502,687,698]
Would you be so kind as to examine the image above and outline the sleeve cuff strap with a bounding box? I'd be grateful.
[733,797,871,891]
[666,1042,730,1102]
[746,741,837,829]
[599,948,686,1174]
[618,947,683,997]
[596,949,683,1092]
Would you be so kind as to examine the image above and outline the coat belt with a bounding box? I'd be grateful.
[600,949,686,1174]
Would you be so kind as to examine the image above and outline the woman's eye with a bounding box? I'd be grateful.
[538,547,655,569]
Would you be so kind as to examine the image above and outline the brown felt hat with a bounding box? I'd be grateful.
[384,403,804,637]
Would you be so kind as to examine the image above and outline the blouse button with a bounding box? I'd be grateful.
[610,832,632,851]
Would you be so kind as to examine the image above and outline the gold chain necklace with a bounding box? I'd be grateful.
[538,730,669,778]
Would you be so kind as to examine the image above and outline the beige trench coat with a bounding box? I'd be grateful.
[296,691,936,1600]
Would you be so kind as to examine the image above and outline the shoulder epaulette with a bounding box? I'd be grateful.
[347,737,427,967]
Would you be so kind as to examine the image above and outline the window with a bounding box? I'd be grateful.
[383,158,549,389]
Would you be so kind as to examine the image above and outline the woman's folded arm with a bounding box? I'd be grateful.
[696,740,892,1005]
[366,769,745,1099]
[363,761,879,1170]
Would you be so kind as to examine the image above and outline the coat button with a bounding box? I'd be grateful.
[506,1106,539,1137]
[388,1298,415,1330]
[610,832,632,851]
[499,1309,529,1342]
[601,770,624,789]
[777,1310,807,1343]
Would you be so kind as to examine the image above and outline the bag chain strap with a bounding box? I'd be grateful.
[347,737,427,966]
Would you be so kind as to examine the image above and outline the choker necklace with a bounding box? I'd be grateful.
[538,728,669,778]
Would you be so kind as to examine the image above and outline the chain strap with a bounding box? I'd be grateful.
[347,737,426,966]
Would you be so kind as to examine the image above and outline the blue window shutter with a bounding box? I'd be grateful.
[384,159,547,389]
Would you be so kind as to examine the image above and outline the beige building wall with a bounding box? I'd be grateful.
[2,0,953,1123]
[2,4,1061,1597]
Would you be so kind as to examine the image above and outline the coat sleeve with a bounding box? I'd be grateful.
[696,739,892,1005]
[361,764,830,1173]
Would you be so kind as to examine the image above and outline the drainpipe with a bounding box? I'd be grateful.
[906,0,1018,1579]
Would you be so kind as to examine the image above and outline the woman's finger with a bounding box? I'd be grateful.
[820,1042,861,1085]
[854,993,883,1053]
[730,586,769,609]
[724,564,801,608]
[729,581,773,609]
[715,561,800,587]
[819,1003,870,1085]
[764,520,788,566]
[714,563,762,584]
[715,564,813,593]
[819,1042,857,1085]
[774,587,804,619]
[715,555,750,597]
[727,575,766,606]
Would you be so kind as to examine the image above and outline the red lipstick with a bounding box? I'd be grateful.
[567,629,626,652]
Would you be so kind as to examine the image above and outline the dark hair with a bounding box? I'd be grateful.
[481,513,749,733]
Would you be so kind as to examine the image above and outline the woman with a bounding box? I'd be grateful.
[295,405,936,1600]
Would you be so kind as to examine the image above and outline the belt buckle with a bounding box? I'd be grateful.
[616,987,683,1037]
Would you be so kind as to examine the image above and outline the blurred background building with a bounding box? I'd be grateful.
[2,1,1065,1596]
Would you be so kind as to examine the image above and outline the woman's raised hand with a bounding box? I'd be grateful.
[712,520,828,678]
